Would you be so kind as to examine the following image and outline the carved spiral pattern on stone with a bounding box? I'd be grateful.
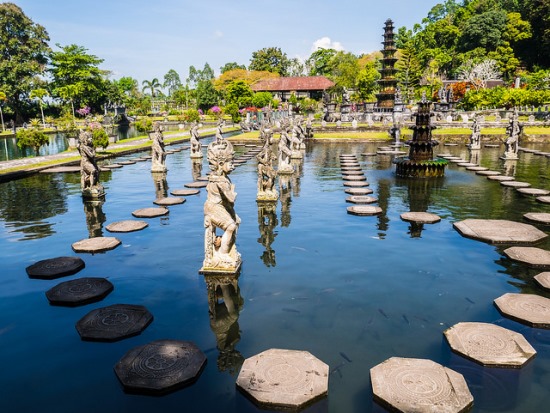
[257,357,313,393]
[390,367,451,405]
[133,346,191,378]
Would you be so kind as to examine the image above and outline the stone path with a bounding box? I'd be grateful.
[453,219,548,244]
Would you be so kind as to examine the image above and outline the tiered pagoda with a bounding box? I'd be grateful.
[376,19,398,110]
[394,95,448,178]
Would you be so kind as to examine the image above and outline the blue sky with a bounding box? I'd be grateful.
[14,0,437,86]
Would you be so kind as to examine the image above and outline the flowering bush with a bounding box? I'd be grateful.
[208,106,223,118]
[182,109,201,123]
[76,106,91,117]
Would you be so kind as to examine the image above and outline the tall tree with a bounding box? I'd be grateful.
[249,47,290,76]
[0,3,50,123]
[141,78,162,97]
[305,48,338,76]
[220,62,246,74]
[163,69,182,96]
[29,88,48,128]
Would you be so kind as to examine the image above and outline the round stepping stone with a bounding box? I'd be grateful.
[76,304,153,342]
[444,322,536,367]
[495,293,550,328]
[444,143,459,146]
[370,357,473,413]
[114,339,206,395]
[236,348,328,410]
[449,159,466,163]
[133,157,148,162]
[361,152,377,156]
[504,247,550,268]
[340,169,363,174]
[102,164,123,169]
[537,196,550,204]
[26,256,85,280]
[400,212,441,224]
[346,196,378,204]
[475,170,501,176]
[340,163,360,168]
[437,153,453,157]
[119,160,136,165]
[517,188,550,196]
[340,154,356,157]
[343,181,369,187]
[347,206,382,216]
[488,175,515,182]
[442,156,462,160]
[500,181,531,188]
[46,277,114,306]
[466,166,489,171]
[524,213,550,225]
[153,197,185,206]
[142,155,152,159]
[485,144,500,148]
[72,237,121,253]
[170,189,200,196]
[106,220,148,233]
[196,176,209,181]
[184,181,208,188]
[453,219,548,244]
[534,272,550,290]
[345,188,374,195]
[132,207,169,218]
[342,175,366,181]
[457,162,477,167]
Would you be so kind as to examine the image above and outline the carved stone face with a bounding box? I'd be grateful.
[222,160,234,174]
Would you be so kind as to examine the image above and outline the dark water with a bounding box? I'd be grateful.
[1,140,550,413]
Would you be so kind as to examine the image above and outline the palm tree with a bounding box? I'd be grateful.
[142,78,162,97]
[0,91,6,132]
[30,88,49,128]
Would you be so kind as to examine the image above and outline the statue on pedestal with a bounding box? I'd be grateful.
[256,125,278,201]
[200,139,241,274]
[190,121,203,159]
[277,119,294,174]
[151,122,167,172]
[468,115,482,150]
[215,119,225,143]
[502,109,521,160]
[78,129,104,199]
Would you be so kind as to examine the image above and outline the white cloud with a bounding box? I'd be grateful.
[311,37,344,52]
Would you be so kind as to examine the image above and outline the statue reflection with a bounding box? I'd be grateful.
[278,174,292,227]
[469,149,479,166]
[376,179,391,238]
[204,274,245,375]
[191,158,203,181]
[291,159,303,198]
[151,171,168,201]
[257,201,278,267]
[83,198,106,238]
[503,159,516,177]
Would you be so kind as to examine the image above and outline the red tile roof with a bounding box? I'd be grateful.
[252,76,335,92]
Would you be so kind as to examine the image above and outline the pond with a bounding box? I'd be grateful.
[1,138,550,413]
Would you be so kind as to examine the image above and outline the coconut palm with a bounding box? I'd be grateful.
[30,88,49,128]
[142,78,162,97]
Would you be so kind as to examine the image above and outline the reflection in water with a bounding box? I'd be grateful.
[503,159,517,177]
[376,179,391,238]
[151,171,168,200]
[83,199,106,238]
[204,274,244,375]
[291,159,303,198]
[191,159,203,181]
[469,149,479,165]
[279,175,292,227]
[257,201,278,267]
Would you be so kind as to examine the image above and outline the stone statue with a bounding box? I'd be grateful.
[503,109,521,160]
[201,138,241,274]
[305,117,314,139]
[256,125,278,201]
[190,121,203,159]
[78,129,104,199]
[277,119,294,174]
[469,115,482,150]
[150,122,167,172]
[215,119,225,143]
[290,118,304,159]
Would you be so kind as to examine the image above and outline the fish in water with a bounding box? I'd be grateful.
[378,308,388,318]
[402,314,410,325]
[339,352,352,363]
[465,297,475,304]
[330,362,345,378]
[291,246,307,251]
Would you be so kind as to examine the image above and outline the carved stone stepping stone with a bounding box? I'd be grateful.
[340,154,356,157]
[196,176,209,181]
[437,153,453,157]
[346,196,378,204]
[340,169,363,174]
[476,170,501,176]
[142,155,152,159]
[466,166,489,171]
[132,207,169,218]
[537,196,550,204]
[46,277,114,306]
[453,219,547,244]
[102,164,123,169]
[500,181,531,188]
[370,357,473,413]
[534,272,550,290]
[26,256,85,279]
[343,181,369,187]
[524,213,550,225]
[504,247,550,268]
[345,188,374,195]
[361,152,377,156]
[236,348,328,410]
[517,188,550,196]
[119,160,136,165]
[342,175,366,181]
[457,162,477,167]
[495,293,550,328]
[442,155,462,160]
[114,339,206,395]
[184,181,208,188]
[153,197,185,206]
[347,206,382,216]
[340,163,360,167]
[488,175,515,181]
[444,322,536,367]
[76,304,153,341]
[170,189,200,196]
[106,220,148,233]
[72,237,121,253]
[401,212,441,224]
[40,166,82,173]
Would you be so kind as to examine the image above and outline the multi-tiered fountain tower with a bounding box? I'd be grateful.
[376,19,398,110]
[394,94,448,178]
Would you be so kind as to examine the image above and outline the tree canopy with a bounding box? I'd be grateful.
[249,47,290,76]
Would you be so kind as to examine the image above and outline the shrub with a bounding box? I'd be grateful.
[16,128,49,155]
[224,103,241,123]
[182,109,201,123]
[135,117,153,133]
[89,123,109,149]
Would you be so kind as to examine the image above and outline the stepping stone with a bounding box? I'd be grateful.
[347,206,382,216]
[114,339,206,395]
[196,176,209,181]
[119,160,136,165]
[46,277,114,306]
[142,155,152,159]
[133,157,148,162]
[236,348,328,411]
[72,237,121,253]
[504,247,550,268]
[361,152,377,156]
[500,181,531,188]
[340,154,356,157]
[534,272,550,290]
[132,207,169,218]
[442,156,462,160]
[444,143,459,146]
[343,181,369,187]
[346,196,378,204]
[536,196,550,204]
[466,166,489,171]
[437,153,453,157]
[345,188,374,195]
[444,322,536,367]
[400,212,441,224]
[453,219,548,244]
[76,304,153,342]
[106,220,148,233]
[524,213,550,225]
[449,159,467,163]
[517,188,550,196]
[153,197,185,206]
[371,357,473,413]
[488,175,515,182]
[495,293,550,328]
[184,181,208,188]
[340,163,360,167]
[340,169,363,174]
[457,163,477,167]
[485,144,500,148]
[476,170,501,176]
[170,189,200,196]
[102,164,123,169]
[40,166,81,173]
[26,256,85,280]
[342,175,366,181]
